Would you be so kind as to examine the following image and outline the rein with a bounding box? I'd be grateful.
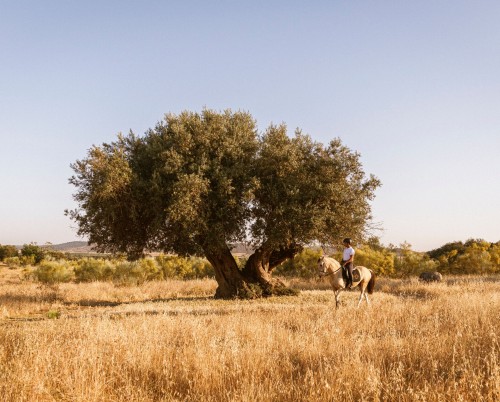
[321,266,342,277]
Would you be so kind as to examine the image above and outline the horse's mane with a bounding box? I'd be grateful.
[322,256,341,271]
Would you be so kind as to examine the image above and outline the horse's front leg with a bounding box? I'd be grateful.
[335,289,342,308]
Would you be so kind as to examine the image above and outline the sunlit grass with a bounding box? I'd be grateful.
[1,265,499,401]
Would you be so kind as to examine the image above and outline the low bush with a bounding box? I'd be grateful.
[182,257,214,279]
[155,255,214,279]
[18,255,214,284]
[4,257,21,268]
[113,259,164,285]
[31,261,75,284]
[3,256,38,268]
[74,258,115,282]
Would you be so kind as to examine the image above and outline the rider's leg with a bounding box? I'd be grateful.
[346,262,353,288]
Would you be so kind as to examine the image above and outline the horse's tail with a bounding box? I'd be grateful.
[367,270,376,294]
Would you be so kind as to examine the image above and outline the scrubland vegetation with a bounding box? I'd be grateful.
[1,238,498,287]
[1,259,499,401]
[1,239,499,400]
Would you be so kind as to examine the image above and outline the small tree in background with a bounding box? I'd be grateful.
[391,242,439,277]
[21,244,45,265]
[488,242,500,273]
[0,245,18,261]
[449,239,493,274]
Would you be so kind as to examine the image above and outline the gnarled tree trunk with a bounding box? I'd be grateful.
[204,245,250,299]
[205,243,302,299]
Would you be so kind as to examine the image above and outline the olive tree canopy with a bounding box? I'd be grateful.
[67,109,380,298]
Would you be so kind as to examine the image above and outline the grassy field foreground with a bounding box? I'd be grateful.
[0,265,499,401]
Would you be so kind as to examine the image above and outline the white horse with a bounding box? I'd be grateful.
[317,255,375,308]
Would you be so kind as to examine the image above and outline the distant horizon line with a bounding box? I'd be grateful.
[2,237,499,253]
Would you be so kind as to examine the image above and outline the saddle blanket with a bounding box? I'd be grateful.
[352,268,361,282]
[342,267,361,285]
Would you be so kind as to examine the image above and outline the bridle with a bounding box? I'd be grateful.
[318,259,342,277]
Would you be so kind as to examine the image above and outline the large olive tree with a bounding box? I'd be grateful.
[67,109,380,298]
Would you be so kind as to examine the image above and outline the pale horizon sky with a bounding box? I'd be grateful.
[1,1,499,251]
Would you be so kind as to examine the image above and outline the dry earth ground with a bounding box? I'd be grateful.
[1,263,499,401]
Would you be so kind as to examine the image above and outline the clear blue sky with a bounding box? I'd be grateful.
[1,1,499,251]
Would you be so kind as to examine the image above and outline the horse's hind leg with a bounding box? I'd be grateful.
[357,290,364,307]
[358,282,370,307]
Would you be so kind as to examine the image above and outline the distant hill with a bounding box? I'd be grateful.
[50,241,94,253]
[231,243,254,255]
[47,241,254,255]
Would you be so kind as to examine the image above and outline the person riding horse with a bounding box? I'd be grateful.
[342,238,355,289]
[317,254,375,307]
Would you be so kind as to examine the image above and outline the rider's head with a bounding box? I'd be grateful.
[343,238,351,246]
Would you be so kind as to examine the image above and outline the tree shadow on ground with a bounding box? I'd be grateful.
[63,296,214,308]
[0,292,58,304]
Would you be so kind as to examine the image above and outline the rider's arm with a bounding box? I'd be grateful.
[344,251,354,266]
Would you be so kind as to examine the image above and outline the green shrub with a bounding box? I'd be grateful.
[274,248,322,279]
[20,255,36,266]
[6,255,37,267]
[17,254,213,284]
[74,258,115,282]
[44,249,66,261]
[4,256,21,268]
[355,246,396,276]
[155,255,214,279]
[159,255,192,279]
[189,257,214,279]
[137,258,164,281]
[427,239,500,274]
[31,261,74,284]
[112,259,162,285]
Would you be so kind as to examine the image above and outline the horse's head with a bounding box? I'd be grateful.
[317,256,328,277]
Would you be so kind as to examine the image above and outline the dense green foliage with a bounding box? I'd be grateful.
[355,238,499,277]
[427,239,500,274]
[67,109,380,257]
[66,109,380,297]
[355,244,397,276]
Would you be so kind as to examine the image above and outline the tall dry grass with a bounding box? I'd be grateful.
[0,265,499,401]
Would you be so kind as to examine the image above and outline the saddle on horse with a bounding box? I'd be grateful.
[352,268,360,282]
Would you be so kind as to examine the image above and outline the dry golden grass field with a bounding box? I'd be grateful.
[1,263,499,401]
